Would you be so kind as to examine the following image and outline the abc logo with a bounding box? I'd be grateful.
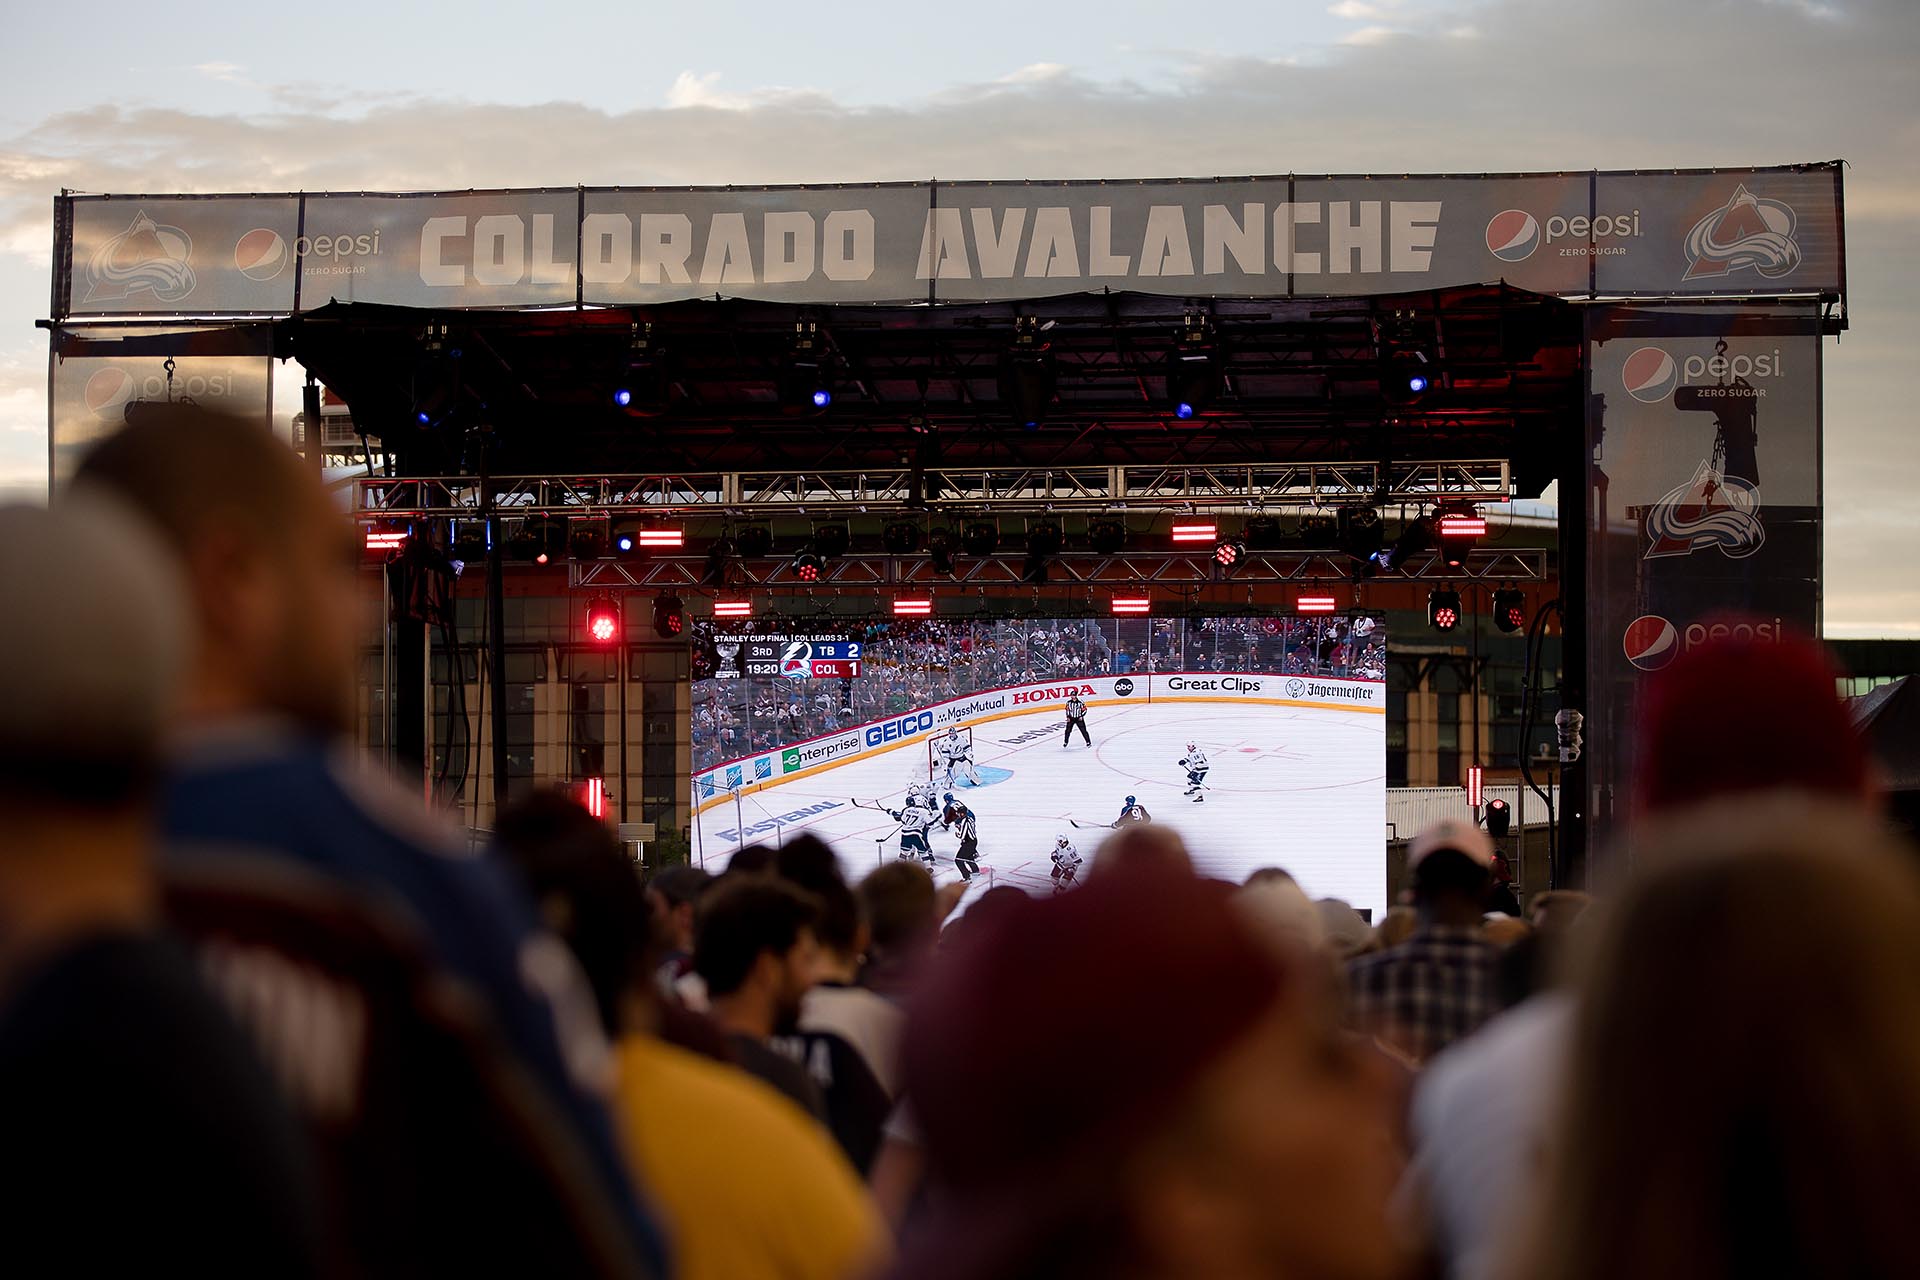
[234,228,290,282]
[1623,614,1679,672]
[1113,677,1134,697]
[1485,210,1540,263]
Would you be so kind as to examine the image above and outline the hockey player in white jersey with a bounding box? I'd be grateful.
[1179,741,1210,803]
[887,798,938,866]
[1049,835,1082,894]
[936,726,982,787]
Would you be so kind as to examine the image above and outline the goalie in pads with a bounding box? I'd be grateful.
[1049,835,1082,894]
[936,726,981,787]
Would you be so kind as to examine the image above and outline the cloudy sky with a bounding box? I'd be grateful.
[1,0,1914,633]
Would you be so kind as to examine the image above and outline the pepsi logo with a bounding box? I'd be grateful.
[1622,614,1679,672]
[234,228,289,282]
[1622,346,1679,403]
[83,368,136,420]
[1485,209,1540,263]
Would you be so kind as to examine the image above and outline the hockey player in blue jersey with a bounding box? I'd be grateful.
[1115,795,1152,825]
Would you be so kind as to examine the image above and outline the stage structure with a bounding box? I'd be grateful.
[42,164,1847,879]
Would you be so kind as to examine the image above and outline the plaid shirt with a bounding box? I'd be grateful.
[1346,925,1502,1065]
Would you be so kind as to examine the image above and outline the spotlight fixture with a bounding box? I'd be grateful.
[1244,515,1287,551]
[364,521,409,558]
[780,322,833,415]
[1485,797,1512,838]
[1378,311,1436,406]
[1297,514,1339,546]
[1435,506,1485,568]
[613,323,669,415]
[1374,517,1435,573]
[1213,537,1247,571]
[569,517,609,561]
[883,521,923,555]
[1336,505,1384,563]
[789,550,824,583]
[584,597,621,645]
[813,524,851,561]
[1023,518,1063,584]
[961,520,1000,557]
[1166,314,1221,420]
[1493,588,1527,634]
[998,316,1056,430]
[1429,588,1462,633]
[409,323,462,428]
[517,516,566,566]
[928,526,959,576]
[449,521,488,564]
[1087,517,1127,556]
[702,536,738,587]
[735,525,775,559]
[652,595,686,638]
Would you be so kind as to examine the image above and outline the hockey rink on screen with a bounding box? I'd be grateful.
[693,698,1388,918]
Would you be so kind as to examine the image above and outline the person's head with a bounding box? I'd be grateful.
[492,790,651,1037]
[73,405,359,734]
[895,863,1402,1280]
[1373,906,1416,949]
[721,844,777,879]
[1094,824,1194,878]
[1635,623,1873,816]
[859,860,939,963]
[644,865,713,955]
[692,878,820,1032]
[1405,819,1493,925]
[0,497,188,821]
[1529,889,1594,935]
[1245,866,1297,888]
[1526,800,1920,1280]
[1314,900,1376,961]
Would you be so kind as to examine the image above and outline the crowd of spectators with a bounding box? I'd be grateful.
[3,404,1913,1279]
[692,614,1385,771]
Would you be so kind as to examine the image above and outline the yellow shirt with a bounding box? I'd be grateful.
[614,1035,887,1280]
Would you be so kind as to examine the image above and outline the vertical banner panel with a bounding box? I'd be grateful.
[1290,175,1595,297]
[299,191,581,310]
[1594,166,1844,297]
[1584,302,1823,850]
[66,196,301,316]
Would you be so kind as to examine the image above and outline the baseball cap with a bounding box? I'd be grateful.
[0,496,187,794]
[1408,818,1494,871]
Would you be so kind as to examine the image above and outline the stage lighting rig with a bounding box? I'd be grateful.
[652,595,686,639]
[584,597,621,645]
[1213,536,1247,573]
[780,322,833,415]
[928,526,959,577]
[1336,505,1384,564]
[735,525,775,559]
[612,323,670,415]
[1244,515,1287,551]
[569,517,609,561]
[1087,518,1127,555]
[883,521,924,555]
[1167,314,1221,420]
[1493,588,1527,634]
[1435,506,1487,568]
[1023,518,1063,584]
[813,524,851,561]
[1429,588,1462,633]
[1374,517,1434,573]
[702,536,738,587]
[998,316,1055,430]
[961,520,1000,557]
[789,550,825,583]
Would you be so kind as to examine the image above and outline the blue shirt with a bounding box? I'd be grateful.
[161,723,668,1276]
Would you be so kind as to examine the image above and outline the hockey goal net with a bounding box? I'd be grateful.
[926,726,974,777]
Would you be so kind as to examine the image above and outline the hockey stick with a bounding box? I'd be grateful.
[1069,818,1121,831]
[850,797,891,811]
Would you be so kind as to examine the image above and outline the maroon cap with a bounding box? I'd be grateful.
[1635,621,1870,814]
[898,865,1283,1272]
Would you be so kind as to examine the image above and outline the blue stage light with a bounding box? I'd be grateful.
[811,388,832,408]
[613,387,633,407]
[1175,401,1196,420]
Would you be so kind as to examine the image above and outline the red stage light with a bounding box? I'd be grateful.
[1468,764,1484,808]
[585,598,620,644]
[1296,594,1337,614]
[1171,521,1216,543]
[1111,596,1151,615]
[712,600,752,619]
[893,598,933,616]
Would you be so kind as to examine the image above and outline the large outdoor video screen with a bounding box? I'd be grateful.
[691,615,1387,916]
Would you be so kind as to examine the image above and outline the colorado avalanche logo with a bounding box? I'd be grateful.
[1644,461,1766,560]
[83,210,196,304]
[1485,210,1540,263]
[1683,185,1802,281]
[1622,346,1678,403]
[779,641,811,679]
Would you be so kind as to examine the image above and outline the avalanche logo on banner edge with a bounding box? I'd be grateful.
[83,210,197,304]
[1644,462,1765,561]
[1683,184,1802,281]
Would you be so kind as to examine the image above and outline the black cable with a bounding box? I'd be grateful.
[1518,598,1562,886]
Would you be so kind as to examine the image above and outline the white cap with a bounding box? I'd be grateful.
[1408,818,1495,871]
[1233,877,1327,954]
[0,495,188,774]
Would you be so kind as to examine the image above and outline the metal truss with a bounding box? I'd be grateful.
[567,547,1547,591]
[356,459,1513,519]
